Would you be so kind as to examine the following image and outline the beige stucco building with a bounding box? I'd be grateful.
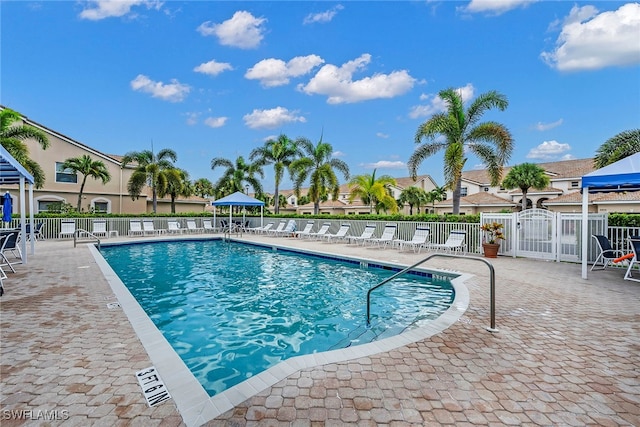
[433,158,640,214]
[1,106,208,214]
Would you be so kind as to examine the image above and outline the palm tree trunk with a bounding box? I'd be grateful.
[152,187,157,213]
[274,186,280,214]
[452,179,462,215]
[77,176,88,212]
[521,189,528,211]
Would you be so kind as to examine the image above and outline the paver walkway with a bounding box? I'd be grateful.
[1,235,638,426]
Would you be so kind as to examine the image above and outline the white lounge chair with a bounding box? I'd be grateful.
[143,219,165,235]
[248,222,273,234]
[307,222,331,240]
[323,223,351,243]
[395,226,430,253]
[59,220,76,239]
[267,220,287,236]
[348,224,377,245]
[293,221,315,238]
[128,220,144,237]
[274,219,297,237]
[203,219,216,233]
[430,230,467,254]
[364,223,397,248]
[186,219,204,234]
[92,219,108,237]
[167,219,182,234]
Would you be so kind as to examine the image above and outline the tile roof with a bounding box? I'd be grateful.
[462,158,596,184]
[544,190,640,205]
[436,192,517,207]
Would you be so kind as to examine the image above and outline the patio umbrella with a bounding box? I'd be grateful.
[2,192,12,226]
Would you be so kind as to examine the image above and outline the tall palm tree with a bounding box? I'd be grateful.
[250,134,302,214]
[121,148,177,213]
[158,168,192,213]
[210,155,264,198]
[408,88,513,215]
[398,186,427,215]
[193,178,215,199]
[0,108,50,188]
[348,169,398,214]
[594,129,640,168]
[60,154,111,212]
[289,134,350,215]
[502,163,550,211]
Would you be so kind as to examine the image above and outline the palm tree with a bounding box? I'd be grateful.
[250,134,302,214]
[398,186,426,215]
[408,88,513,215]
[60,154,111,212]
[594,129,640,168]
[348,169,398,214]
[426,186,447,214]
[210,155,264,198]
[193,178,215,199]
[502,163,550,211]
[289,134,350,215]
[0,108,50,188]
[121,148,177,213]
[158,168,192,213]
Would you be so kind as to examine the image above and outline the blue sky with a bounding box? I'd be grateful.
[2,1,639,192]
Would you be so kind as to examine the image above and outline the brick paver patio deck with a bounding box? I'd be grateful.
[1,234,638,426]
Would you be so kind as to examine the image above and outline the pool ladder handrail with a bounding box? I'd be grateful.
[73,228,101,251]
[366,253,497,332]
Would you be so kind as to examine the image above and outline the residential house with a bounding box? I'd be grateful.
[434,158,640,214]
[0,106,208,214]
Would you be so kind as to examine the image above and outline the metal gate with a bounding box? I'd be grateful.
[481,210,608,262]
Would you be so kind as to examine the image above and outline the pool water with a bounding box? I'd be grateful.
[101,240,455,396]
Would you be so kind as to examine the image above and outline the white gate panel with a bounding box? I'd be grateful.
[517,209,556,260]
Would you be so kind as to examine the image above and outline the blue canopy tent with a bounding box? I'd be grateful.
[0,146,36,261]
[581,152,640,278]
[211,191,265,231]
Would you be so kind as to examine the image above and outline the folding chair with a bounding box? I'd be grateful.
[591,235,624,271]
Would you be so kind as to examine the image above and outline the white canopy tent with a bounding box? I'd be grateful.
[0,146,36,261]
[581,152,640,279]
[211,191,265,231]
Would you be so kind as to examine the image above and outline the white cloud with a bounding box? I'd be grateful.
[333,150,346,158]
[534,119,563,131]
[204,116,228,128]
[541,3,640,71]
[298,54,415,104]
[184,111,199,125]
[130,74,190,102]
[197,11,266,49]
[303,4,344,24]
[79,0,162,20]
[243,107,306,129]
[526,140,572,160]
[194,60,233,76]
[376,132,389,139]
[462,0,538,16]
[361,160,406,169]
[245,55,324,87]
[409,83,475,119]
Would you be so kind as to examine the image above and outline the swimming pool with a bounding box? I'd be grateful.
[100,239,456,397]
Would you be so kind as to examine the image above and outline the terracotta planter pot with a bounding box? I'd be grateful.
[482,242,500,258]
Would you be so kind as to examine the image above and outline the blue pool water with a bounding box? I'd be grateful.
[101,239,455,396]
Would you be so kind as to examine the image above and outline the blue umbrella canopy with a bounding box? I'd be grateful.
[2,192,12,223]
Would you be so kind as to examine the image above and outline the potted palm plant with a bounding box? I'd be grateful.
[480,222,505,258]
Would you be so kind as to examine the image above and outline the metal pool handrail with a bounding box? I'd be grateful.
[366,253,497,332]
[73,229,101,251]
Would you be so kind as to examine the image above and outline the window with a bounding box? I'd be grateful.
[55,162,77,183]
[483,187,489,192]
[571,181,579,188]
[93,202,108,213]
[38,200,63,212]
[460,187,468,197]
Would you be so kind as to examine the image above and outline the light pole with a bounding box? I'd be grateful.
[245,185,249,195]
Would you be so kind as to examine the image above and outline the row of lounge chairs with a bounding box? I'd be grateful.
[249,220,467,253]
